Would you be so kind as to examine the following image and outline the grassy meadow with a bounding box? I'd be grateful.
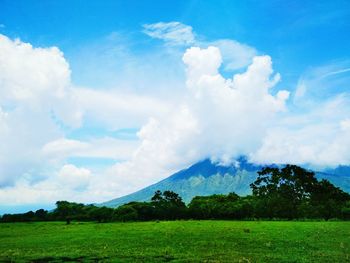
[0,220,349,262]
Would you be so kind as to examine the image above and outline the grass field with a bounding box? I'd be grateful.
[0,221,349,262]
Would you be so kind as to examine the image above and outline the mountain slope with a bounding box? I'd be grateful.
[101,159,350,208]
[101,159,261,207]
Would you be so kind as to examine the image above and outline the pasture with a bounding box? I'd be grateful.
[0,221,349,262]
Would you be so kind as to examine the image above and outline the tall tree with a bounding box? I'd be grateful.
[250,165,318,218]
[250,165,350,219]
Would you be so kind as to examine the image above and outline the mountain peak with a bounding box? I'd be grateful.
[167,156,261,182]
[101,158,350,208]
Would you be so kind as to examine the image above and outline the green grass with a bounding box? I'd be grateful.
[0,221,349,262]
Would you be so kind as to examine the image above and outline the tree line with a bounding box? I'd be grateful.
[1,165,350,223]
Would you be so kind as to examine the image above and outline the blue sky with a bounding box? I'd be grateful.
[2,1,349,87]
[0,0,350,213]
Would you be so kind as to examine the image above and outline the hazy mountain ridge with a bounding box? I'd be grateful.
[101,159,350,208]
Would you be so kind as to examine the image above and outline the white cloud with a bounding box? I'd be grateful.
[340,119,350,130]
[0,33,176,206]
[261,62,350,168]
[42,137,138,161]
[105,47,289,194]
[0,34,163,190]
[143,22,195,45]
[103,46,349,200]
[43,138,89,156]
[252,94,350,167]
[73,88,171,129]
[57,164,92,191]
[1,25,350,209]
[0,164,93,205]
[0,44,291,202]
[0,38,67,100]
[252,122,350,168]
[0,34,76,186]
[0,107,9,133]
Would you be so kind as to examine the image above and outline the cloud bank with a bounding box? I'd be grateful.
[1,21,350,207]
[0,34,166,204]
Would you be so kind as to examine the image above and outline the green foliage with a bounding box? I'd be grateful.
[151,190,187,220]
[88,206,114,222]
[116,202,155,221]
[114,204,139,221]
[1,209,48,222]
[341,201,350,219]
[309,179,350,219]
[250,165,350,219]
[53,201,86,221]
[188,193,254,219]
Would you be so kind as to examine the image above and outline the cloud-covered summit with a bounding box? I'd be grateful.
[107,46,289,191]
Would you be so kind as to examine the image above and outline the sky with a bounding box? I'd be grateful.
[0,0,350,213]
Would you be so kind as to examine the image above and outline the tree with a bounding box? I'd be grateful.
[53,201,87,223]
[151,190,163,203]
[151,190,187,220]
[341,201,350,220]
[309,179,350,220]
[114,205,139,221]
[250,165,350,219]
[250,165,318,218]
[89,206,114,223]
[35,209,48,221]
[188,193,253,220]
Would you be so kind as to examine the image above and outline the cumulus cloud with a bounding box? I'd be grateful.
[103,46,350,201]
[0,34,160,190]
[254,61,350,168]
[143,22,195,45]
[0,164,93,205]
[252,94,350,167]
[0,35,82,128]
[57,164,92,191]
[104,46,350,199]
[1,26,350,208]
[0,34,77,186]
[0,35,69,102]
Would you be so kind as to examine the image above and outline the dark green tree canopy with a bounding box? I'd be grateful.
[250,165,318,200]
[250,165,350,219]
